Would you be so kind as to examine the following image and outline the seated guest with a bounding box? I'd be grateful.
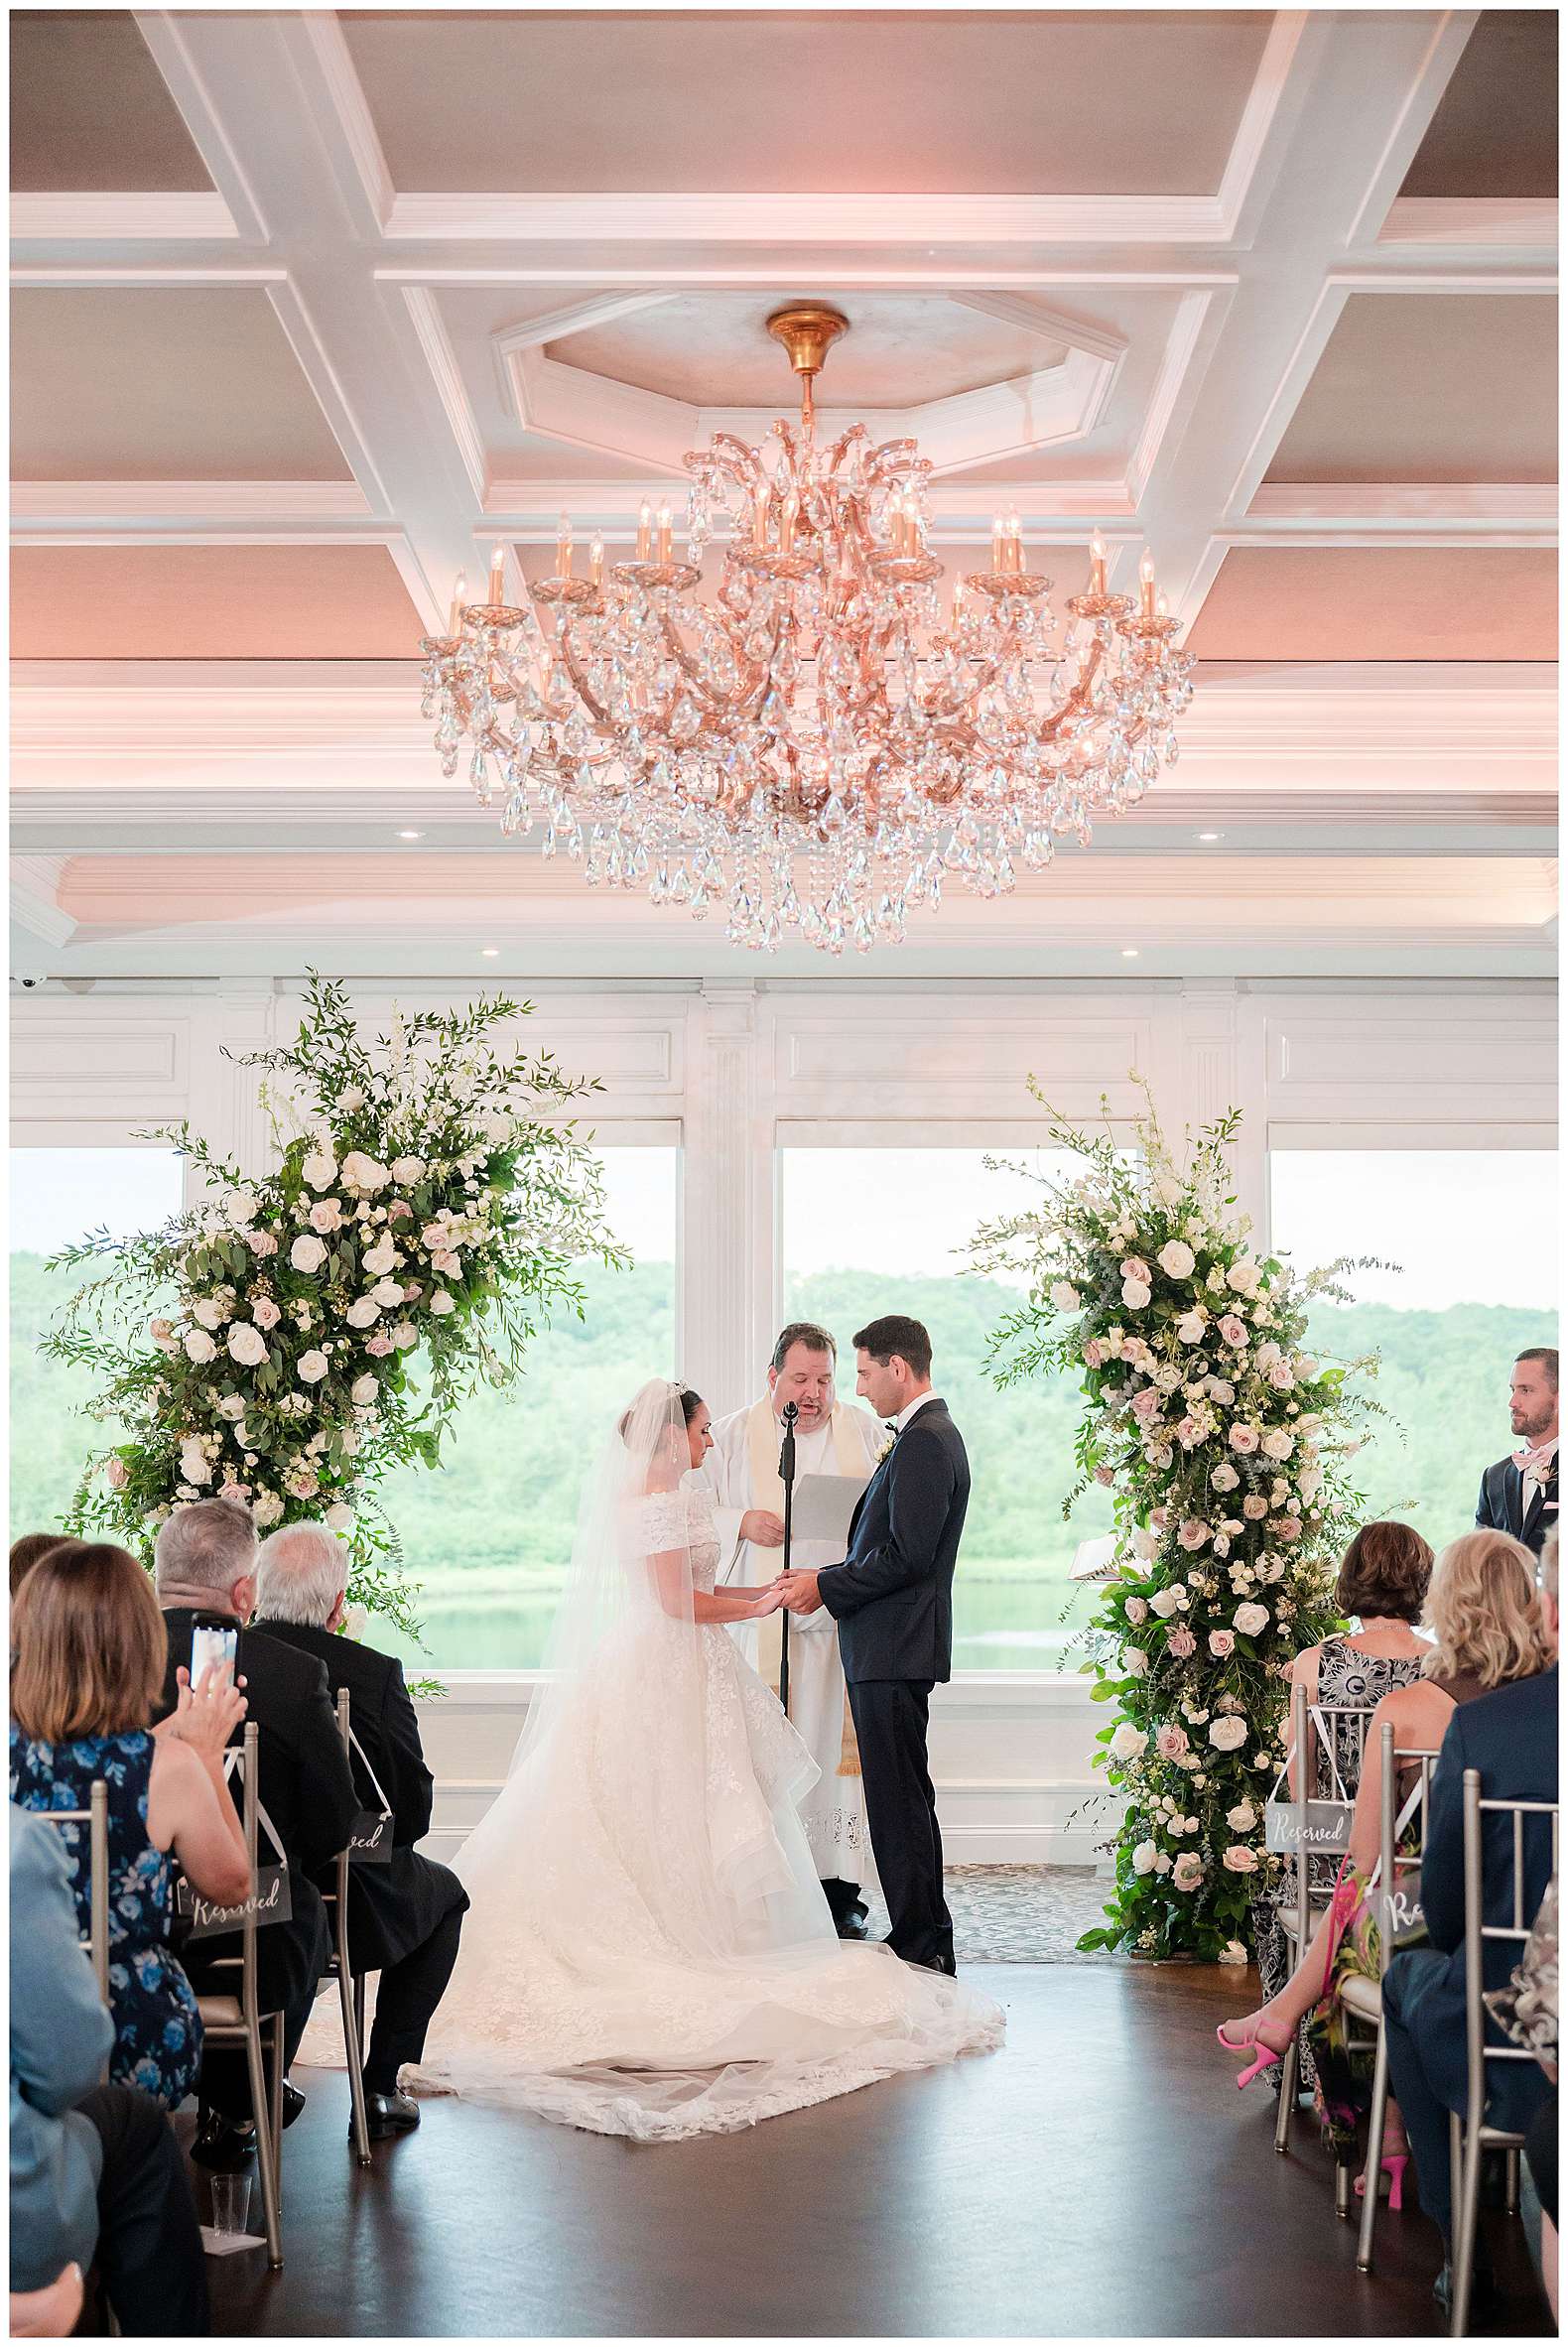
[11,1804,208,2334]
[1477,1346,1558,1559]
[1381,1524,1559,2314]
[9,1531,83,1601]
[10,1541,250,2108]
[153,1499,359,2167]
[254,1522,468,2138]
[1219,1529,1551,2200]
[1257,1522,1434,2033]
[10,2262,84,2339]
[1488,1873,1558,2320]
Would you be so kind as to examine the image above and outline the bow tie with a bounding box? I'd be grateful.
[1513,1443,1557,1479]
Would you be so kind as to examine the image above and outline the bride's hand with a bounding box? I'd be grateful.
[748,1585,785,1618]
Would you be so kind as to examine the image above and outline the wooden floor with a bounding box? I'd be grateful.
[198,1964,1552,2339]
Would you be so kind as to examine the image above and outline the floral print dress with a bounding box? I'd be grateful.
[10,1726,202,2108]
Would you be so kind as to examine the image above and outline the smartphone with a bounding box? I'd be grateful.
[190,1616,238,1683]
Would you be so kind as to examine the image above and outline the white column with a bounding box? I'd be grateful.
[1177,979,1266,1237]
[680,981,775,1416]
[188,984,282,1192]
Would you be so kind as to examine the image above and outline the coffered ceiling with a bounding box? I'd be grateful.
[8,7,1559,983]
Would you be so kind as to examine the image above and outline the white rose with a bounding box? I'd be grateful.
[192,1297,225,1331]
[341,1151,389,1193]
[1157,1239,1196,1279]
[338,1086,366,1114]
[290,1234,327,1274]
[325,1502,356,1535]
[1123,1647,1148,1677]
[1175,1310,1207,1345]
[1223,1845,1260,1875]
[371,1277,406,1309]
[1233,1602,1270,1635]
[1132,1839,1158,1876]
[298,1349,329,1383]
[430,1290,456,1317]
[252,1492,284,1528]
[179,1439,212,1487]
[1123,1596,1149,1625]
[1153,1172,1184,1208]
[218,1394,246,1420]
[184,1329,217,1365]
[361,1238,398,1277]
[1208,1715,1249,1752]
[1261,1429,1294,1461]
[390,1155,426,1186]
[1048,1281,1081,1312]
[345,1296,381,1329]
[226,1322,269,1369]
[252,1296,282,1331]
[1210,1462,1240,1492]
[1227,1259,1260,1296]
[1121,1278,1152,1310]
[309,1199,343,1236]
[302,1150,336,1192]
[351,1374,379,1406]
[1110,1724,1148,1763]
[1149,1588,1181,1619]
[1227,1801,1257,1832]
[225,1190,259,1228]
[1172,1853,1204,1891]
[391,1321,418,1351]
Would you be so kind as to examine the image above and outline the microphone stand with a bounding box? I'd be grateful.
[778,1400,798,1719]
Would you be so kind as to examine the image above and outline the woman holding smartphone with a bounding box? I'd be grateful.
[10,1542,251,2109]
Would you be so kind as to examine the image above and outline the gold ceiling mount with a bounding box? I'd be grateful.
[766,302,849,430]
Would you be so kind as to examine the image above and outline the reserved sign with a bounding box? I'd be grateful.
[177,1864,293,1938]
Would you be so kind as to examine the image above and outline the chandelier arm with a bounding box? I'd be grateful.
[655,604,777,718]
[555,617,613,726]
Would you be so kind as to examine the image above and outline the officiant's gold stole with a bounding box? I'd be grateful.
[744,1397,865,1776]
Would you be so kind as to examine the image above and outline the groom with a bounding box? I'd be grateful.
[777,1315,969,1976]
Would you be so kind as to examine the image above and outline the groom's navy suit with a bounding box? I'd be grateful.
[816,1396,969,1972]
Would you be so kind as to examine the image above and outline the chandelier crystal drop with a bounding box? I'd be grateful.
[420,302,1196,956]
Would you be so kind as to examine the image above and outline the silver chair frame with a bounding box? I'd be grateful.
[39,1778,111,2011]
[192,1722,286,2269]
[323,1687,372,2165]
[1447,1769,1559,2339]
[1352,1723,1441,2271]
[1272,1679,1378,2162]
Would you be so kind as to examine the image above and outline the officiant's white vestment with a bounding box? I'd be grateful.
[705,1398,884,1891]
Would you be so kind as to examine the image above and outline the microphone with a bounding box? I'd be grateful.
[779,1399,798,1480]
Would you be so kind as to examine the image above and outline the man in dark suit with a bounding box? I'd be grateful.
[153,1499,358,2168]
[1476,1346,1558,1559]
[1380,1527,1558,2314]
[777,1314,969,1976]
[253,1522,468,2139]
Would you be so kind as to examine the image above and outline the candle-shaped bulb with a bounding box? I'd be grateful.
[589,532,604,586]
[637,499,652,562]
[1091,530,1108,564]
[990,511,1005,573]
[656,502,672,563]
[1156,591,1169,619]
[1008,508,1023,574]
[556,513,574,580]
[448,571,467,633]
[1089,529,1108,596]
[752,484,769,549]
[952,576,968,627]
[488,541,506,602]
[1139,547,1156,615]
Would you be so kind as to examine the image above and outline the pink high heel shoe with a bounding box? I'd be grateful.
[1215,2015,1292,2089]
[1354,2152,1409,2211]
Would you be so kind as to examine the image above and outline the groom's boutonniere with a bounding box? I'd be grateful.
[875,1433,896,1466]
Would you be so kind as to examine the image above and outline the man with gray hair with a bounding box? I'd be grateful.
[254,1522,467,2140]
[154,1499,357,2170]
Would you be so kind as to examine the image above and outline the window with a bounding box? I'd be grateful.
[10,1146,188,1542]
[376,1146,678,1671]
[780,1146,1112,1671]
[1269,1149,1559,1542]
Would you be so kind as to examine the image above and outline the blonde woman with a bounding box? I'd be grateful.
[1216,1528,1552,2197]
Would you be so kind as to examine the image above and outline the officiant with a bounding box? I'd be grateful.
[705,1322,884,1937]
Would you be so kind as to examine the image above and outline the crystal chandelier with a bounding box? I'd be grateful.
[420,303,1195,956]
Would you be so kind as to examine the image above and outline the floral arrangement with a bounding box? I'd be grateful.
[969,1078,1380,1962]
[45,976,624,1642]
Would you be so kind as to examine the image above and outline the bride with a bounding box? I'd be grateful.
[414,1377,1003,2140]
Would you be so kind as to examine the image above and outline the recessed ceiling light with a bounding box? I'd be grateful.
[1121,947,1140,959]
[1196,830,1224,843]
[397,829,424,841]
[480,947,499,958]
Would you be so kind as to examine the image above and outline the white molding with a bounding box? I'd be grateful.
[400,287,488,505]
[11,481,372,529]
[263,277,392,514]
[290,11,394,239]
[479,481,1138,530]
[1237,483,1557,543]
[1342,10,1482,253]
[132,9,271,245]
[10,858,72,951]
[8,193,239,243]
[1376,196,1560,256]
[1127,289,1224,507]
[1214,10,1317,242]
[384,192,1237,248]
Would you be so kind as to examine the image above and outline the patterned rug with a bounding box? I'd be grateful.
[862,1865,1123,1964]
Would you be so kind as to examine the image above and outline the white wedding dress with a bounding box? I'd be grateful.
[413,1383,1003,2141]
